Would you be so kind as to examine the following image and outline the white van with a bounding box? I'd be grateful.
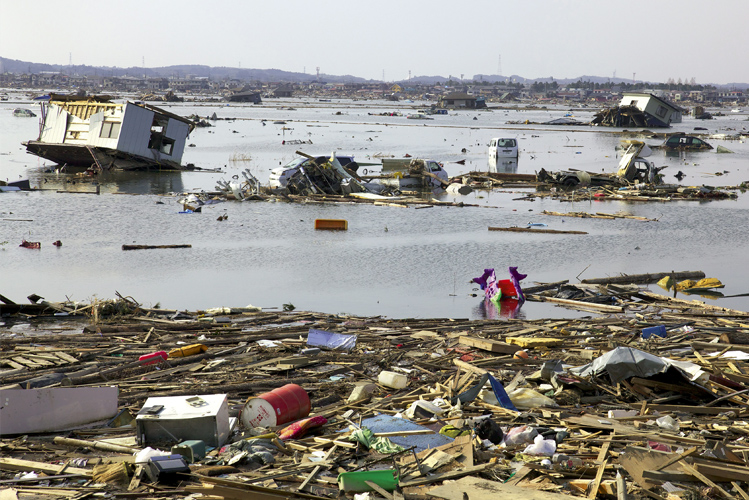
[488,138,518,159]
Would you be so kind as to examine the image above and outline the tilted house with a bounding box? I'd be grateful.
[619,92,683,127]
[24,95,195,171]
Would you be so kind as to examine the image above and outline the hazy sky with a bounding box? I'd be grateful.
[2,0,746,84]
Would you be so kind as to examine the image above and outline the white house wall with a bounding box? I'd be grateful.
[116,103,155,158]
[164,118,189,162]
[87,109,123,149]
[39,104,69,144]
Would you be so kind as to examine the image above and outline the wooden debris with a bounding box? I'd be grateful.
[2,275,749,500]
[488,226,588,235]
[122,244,192,250]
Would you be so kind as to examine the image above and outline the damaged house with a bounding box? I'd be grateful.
[592,92,683,128]
[23,94,196,171]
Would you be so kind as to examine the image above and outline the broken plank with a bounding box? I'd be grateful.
[680,462,733,499]
[122,244,192,251]
[429,476,573,500]
[364,480,394,500]
[581,271,705,285]
[527,295,624,313]
[458,336,520,354]
[489,226,587,235]
[399,464,490,488]
[0,458,91,477]
[505,337,564,348]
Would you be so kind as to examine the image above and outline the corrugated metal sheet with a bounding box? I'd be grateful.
[117,103,154,157]
[39,105,69,143]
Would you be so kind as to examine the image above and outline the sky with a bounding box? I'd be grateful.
[1,0,747,85]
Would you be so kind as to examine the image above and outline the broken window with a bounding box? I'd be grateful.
[656,105,668,118]
[160,138,175,155]
[100,121,121,139]
[148,114,172,154]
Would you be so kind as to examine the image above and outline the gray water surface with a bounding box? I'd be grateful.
[2,95,749,320]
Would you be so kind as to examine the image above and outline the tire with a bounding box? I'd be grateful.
[562,177,580,188]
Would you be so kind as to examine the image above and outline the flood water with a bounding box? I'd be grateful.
[2,91,749,321]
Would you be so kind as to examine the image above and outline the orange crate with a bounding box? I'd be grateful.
[315,219,348,230]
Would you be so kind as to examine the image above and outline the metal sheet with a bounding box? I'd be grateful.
[0,386,118,435]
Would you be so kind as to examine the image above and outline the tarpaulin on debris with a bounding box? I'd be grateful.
[569,346,705,384]
[307,328,357,351]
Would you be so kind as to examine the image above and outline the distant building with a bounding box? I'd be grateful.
[227,90,262,103]
[439,92,477,109]
[273,84,294,98]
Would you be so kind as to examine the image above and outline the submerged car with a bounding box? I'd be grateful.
[488,138,519,159]
[659,134,713,151]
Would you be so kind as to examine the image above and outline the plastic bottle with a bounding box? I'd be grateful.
[378,370,407,389]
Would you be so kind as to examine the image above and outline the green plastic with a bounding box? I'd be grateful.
[337,469,399,492]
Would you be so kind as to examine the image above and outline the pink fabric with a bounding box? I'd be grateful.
[278,416,328,440]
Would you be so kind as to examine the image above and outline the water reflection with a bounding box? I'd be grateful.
[487,158,518,173]
[474,297,526,320]
[30,168,185,195]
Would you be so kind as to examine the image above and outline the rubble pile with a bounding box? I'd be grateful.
[4,276,749,499]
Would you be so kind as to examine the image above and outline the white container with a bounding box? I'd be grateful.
[378,370,407,389]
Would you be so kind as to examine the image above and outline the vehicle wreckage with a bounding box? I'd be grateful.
[23,94,197,171]
[265,152,449,196]
[537,140,665,188]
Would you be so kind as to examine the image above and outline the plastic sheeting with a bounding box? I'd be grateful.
[569,346,704,384]
[307,328,357,351]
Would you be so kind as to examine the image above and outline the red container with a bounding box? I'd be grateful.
[139,351,168,366]
[241,383,310,428]
[497,279,517,298]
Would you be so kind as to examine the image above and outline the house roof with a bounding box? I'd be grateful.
[441,92,475,100]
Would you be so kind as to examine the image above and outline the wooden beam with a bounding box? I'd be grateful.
[458,336,520,355]
[489,226,587,235]
[588,458,608,499]
[680,462,733,499]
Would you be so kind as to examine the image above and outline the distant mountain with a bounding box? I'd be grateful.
[0,57,375,83]
[1,56,745,88]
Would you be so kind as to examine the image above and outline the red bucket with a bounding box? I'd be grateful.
[241,384,310,428]
[497,279,517,298]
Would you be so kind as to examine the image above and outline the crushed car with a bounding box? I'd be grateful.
[537,140,665,188]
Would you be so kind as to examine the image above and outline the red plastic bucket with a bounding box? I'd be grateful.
[497,279,517,297]
[241,383,310,428]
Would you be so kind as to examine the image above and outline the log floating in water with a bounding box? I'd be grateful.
[488,227,587,235]
[581,271,705,285]
[542,210,658,221]
[122,244,192,251]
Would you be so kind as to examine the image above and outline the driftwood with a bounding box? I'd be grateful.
[581,270,705,285]
[122,244,192,250]
[488,226,588,235]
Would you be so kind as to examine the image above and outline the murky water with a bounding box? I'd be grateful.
[2,91,749,320]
